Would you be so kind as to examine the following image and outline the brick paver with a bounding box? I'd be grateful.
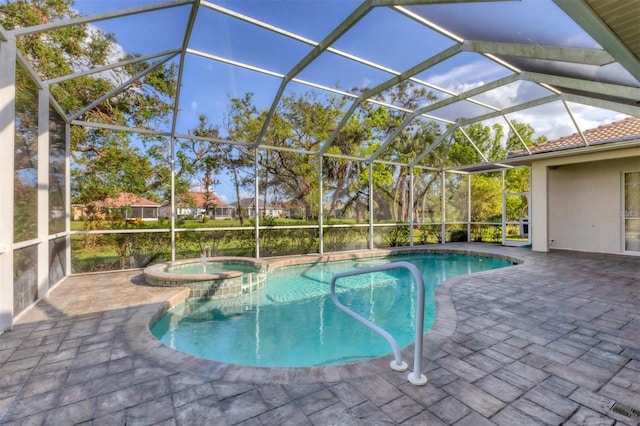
[0,244,638,425]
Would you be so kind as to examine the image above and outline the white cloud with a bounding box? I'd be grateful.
[428,61,505,93]
[505,101,626,141]
[360,77,374,90]
[473,82,521,109]
[80,25,126,83]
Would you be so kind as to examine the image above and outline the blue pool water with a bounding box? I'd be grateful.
[151,253,512,367]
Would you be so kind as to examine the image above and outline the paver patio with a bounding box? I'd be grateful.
[0,244,638,425]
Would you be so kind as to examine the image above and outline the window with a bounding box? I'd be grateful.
[624,172,640,252]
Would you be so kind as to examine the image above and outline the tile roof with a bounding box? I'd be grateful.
[509,116,640,157]
[91,192,160,207]
[185,191,228,207]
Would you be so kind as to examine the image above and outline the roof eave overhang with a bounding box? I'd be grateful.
[501,138,640,167]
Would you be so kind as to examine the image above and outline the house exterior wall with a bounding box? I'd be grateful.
[533,147,640,255]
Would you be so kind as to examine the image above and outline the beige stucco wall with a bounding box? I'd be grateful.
[532,148,640,254]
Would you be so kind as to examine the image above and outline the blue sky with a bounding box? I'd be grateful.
[69,0,629,202]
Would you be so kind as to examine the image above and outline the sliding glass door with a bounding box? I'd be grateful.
[624,172,640,252]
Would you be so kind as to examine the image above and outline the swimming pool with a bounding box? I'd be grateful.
[151,253,512,367]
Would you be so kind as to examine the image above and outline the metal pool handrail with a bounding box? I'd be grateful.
[330,261,428,386]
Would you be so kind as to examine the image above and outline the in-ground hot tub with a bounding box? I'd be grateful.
[143,257,267,299]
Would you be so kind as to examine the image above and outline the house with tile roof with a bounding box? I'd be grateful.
[74,192,161,221]
[159,191,235,220]
[505,117,640,255]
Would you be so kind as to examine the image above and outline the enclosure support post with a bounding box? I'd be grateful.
[254,148,260,258]
[170,137,176,261]
[318,155,323,254]
[441,171,446,244]
[501,170,506,246]
[467,173,471,242]
[37,85,50,298]
[0,35,16,330]
[369,161,374,250]
[65,123,71,277]
[409,166,414,246]
[528,169,532,246]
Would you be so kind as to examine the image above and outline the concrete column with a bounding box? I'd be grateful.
[531,163,549,252]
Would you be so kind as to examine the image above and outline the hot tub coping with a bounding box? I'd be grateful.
[143,256,268,281]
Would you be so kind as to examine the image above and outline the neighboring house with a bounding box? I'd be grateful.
[75,192,160,221]
[159,191,235,219]
[236,198,287,218]
[506,116,640,255]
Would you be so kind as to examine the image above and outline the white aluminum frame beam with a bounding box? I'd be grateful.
[410,126,457,167]
[16,51,44,90]
[71,120,171,137]
[202,0,456,100]
[254,1,373,147]
[561,93,640,117]
[170,1,201,139]
[11,0,194,37]
[187,48,362,100]
[171,0,202,261]
[319,43,463,155]
[46,49,181,85]
[521,71,640,102]
[503,115,532,155]
[18,50,71,122]
[462,40,614,66]
[369,73,520,162]
[457,94,560,126]
[186,48,430,119]
[69,53,179,121]
[562,101,589,146]
[458,127,489,163]
[554,0,640,81]
[373,0,513,5]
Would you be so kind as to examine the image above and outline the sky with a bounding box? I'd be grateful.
[69,0,631,203]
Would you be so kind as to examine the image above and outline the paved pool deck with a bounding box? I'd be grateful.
[0,244,638,425]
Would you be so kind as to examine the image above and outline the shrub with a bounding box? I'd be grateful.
[450,229,468,242]
[386,225,410,247]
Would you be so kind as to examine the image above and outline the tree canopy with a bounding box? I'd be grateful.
[2,0,179,205]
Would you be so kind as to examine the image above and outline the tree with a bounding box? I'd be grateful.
[177,115,222,220]
[1,0,179,206]
[223,94,260,225]
[367,82,440,222]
